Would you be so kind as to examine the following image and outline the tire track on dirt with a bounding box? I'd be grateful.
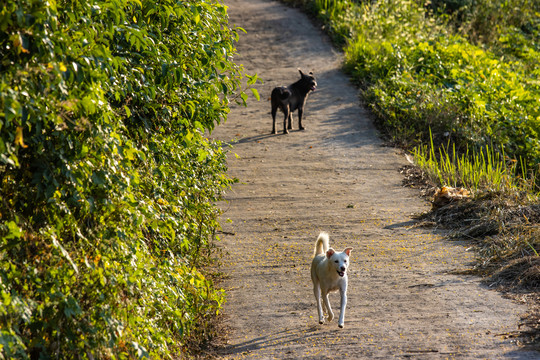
[211,0,539,358]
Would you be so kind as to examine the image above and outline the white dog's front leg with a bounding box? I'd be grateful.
[322,290,334,322]
[338,287,347,328]
[313,283,324,324]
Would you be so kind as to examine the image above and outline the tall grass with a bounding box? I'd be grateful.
[310,0,354,43]
[413,130,538,193]
[313,0,345,13]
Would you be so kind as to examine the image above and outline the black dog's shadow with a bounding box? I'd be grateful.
[235,131,292,144]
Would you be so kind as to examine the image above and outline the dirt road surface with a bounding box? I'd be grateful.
[210,0,539,358]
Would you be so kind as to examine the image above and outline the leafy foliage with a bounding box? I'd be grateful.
[0,0,252,358]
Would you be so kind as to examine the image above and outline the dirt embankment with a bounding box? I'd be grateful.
[210,0,539,358]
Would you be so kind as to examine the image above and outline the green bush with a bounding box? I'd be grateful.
[0,0,249,358]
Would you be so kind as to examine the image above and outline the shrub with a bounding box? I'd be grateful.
[0,0,249,358]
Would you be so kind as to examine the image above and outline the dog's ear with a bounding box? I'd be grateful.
[298,69,304,76]
[344,248,353,256]
[326,248,335,259]
[309,71,313,75]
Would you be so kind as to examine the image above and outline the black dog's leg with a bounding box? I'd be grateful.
[283,106,289,134]
[287,112,293,130]
[298,107,305,130]
[271,105,277,134]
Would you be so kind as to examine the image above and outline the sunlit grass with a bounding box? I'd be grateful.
[313,0,347,15]
[413,129,538,194]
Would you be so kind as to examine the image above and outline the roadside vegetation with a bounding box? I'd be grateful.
[281,0,540,346]
[0,0,255,358]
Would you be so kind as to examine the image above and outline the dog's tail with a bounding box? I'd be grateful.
[314,232,329,256]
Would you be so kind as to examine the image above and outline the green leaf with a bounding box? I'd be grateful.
[250,88,260,101]
[5,221,23,239]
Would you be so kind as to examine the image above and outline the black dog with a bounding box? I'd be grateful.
[271,70,317,134]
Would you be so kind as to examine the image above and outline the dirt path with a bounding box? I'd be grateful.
[210,0,539,358]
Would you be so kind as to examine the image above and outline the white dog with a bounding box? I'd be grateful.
[310,232,352,328]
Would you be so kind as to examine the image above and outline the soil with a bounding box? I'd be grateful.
[209,0,540,358]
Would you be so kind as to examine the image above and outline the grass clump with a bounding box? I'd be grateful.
[413,130,537,193]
